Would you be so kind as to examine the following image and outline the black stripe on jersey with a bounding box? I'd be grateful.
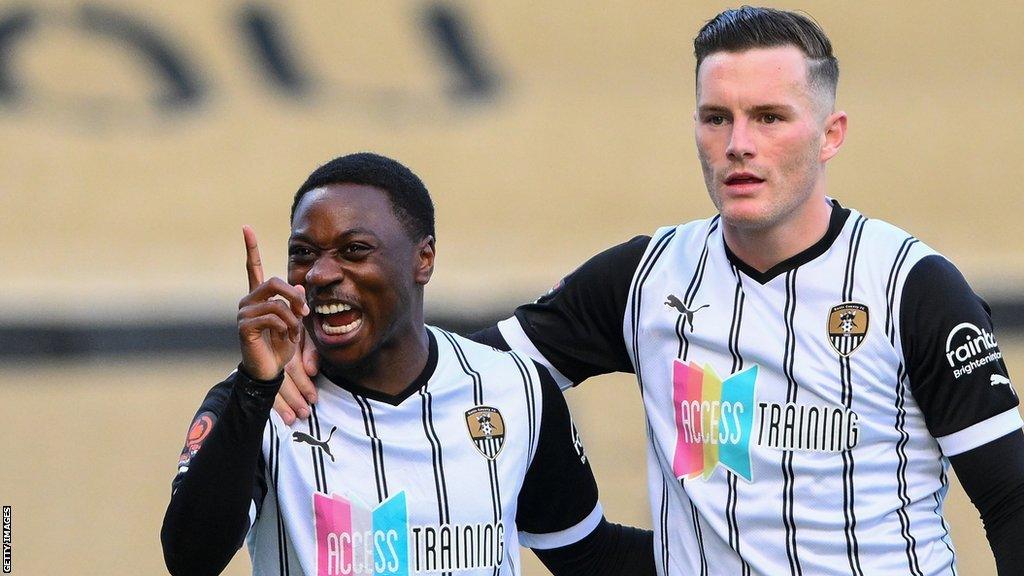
[840,215,867,576]
[781,270,803,576]
[659,477,670,575]
[269,422,289,576]
[884,237,917,336]
[419,385,451,525]
[689,487,709,576]
[509,352,538,459]
[440,330,484,404]
[355,395,389,502]
[670,220,717,571]
[884,236,923,575]
[631,227,676,398]
[629,226,677,573]
[676,218,719,360]
[934,469,957,574]
[439,331,504,576]
[727,264,751,576]
[308,404,328,493]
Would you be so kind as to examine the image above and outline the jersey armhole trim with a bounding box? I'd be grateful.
[497,317,574,390]
[248,499,257,529]
[517,502,604,550]
[936,408,1024,456]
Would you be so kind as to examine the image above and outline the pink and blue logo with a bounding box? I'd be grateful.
[672,361,758,482]
[314,491,408,576]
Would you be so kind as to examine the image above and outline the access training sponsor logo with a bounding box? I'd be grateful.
[314,491,505,575]
[672,361,861,483]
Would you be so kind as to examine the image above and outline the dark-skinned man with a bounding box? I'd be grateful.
[160,153,654,576]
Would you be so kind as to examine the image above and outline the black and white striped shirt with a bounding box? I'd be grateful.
[498,200,1020,575]
[171,326,602,576]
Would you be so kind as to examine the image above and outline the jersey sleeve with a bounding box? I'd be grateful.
[161,367,280,576]
[497,236,650,389]
[899,255,1022,455]
[515,363,603,549]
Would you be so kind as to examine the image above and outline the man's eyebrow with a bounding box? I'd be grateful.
[288,228,379,243]
[696,103,797,114]
[749,103,796,114]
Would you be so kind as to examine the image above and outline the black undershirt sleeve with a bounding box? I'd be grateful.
[160,367,281,576]
[948,430,1024,575]
[900,255,1023,571]
[516,364,654,575]
[472,236,650,385]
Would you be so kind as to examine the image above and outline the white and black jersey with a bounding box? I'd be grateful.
[497,199,1021,575]
[166,326,603,576]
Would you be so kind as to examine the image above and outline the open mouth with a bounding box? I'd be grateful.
[314,302,363,335]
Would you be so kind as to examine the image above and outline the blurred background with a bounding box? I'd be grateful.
[0,1,1021,574]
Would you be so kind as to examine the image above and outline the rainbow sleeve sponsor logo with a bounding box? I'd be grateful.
[672,361,758,482]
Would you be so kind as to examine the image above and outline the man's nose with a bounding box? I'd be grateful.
[305,255,343,286]
[726,118,756,160]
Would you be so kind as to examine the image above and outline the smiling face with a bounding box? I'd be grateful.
[287,183,434,371]
[695,45,845,233]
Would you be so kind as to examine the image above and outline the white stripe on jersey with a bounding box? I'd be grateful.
[247,327,563,576]
[936,408,1023,456]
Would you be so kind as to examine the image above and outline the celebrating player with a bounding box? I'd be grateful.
[160,153,654,575]
[276,7,1024,575]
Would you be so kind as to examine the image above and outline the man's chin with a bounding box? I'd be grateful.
[718,203,774,231]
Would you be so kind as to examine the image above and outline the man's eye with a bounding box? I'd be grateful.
[288,246,314,261]
[343,244,372,256]
[706,115,726,125]
[762,114,779,124]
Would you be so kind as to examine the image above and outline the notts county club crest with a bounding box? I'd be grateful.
[465,406,505,460]
[828,302,869,356]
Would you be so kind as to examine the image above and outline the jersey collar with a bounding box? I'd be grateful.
[319,327,439,406]
[724,199,851,285]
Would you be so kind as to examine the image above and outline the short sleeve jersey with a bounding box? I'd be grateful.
[177,326,601,575]
[497,201,1020,576]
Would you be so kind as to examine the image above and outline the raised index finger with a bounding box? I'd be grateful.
[242,225,265,291]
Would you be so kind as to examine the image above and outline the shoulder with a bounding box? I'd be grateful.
[431,326,537,372]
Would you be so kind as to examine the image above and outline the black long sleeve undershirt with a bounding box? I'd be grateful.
[160,367,281,576]
[948,429,1024,575]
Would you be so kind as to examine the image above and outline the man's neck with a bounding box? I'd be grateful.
[723,197,833,273]
[321,323,430,397]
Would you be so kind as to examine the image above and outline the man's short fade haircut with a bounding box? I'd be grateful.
[292,152,435,241]
[694,6,839,101]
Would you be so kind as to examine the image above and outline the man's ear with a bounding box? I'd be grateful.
[820,110,847,163]
[414,235,435,285]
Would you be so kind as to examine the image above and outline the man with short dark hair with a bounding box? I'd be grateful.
[160,153,654,575]
[277,9,1024,574]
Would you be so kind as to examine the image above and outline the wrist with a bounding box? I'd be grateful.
[236,363,285,401]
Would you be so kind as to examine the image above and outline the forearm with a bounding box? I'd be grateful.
[532,518,655,576]
[948,429,1024,575]
[161,368,281,576]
